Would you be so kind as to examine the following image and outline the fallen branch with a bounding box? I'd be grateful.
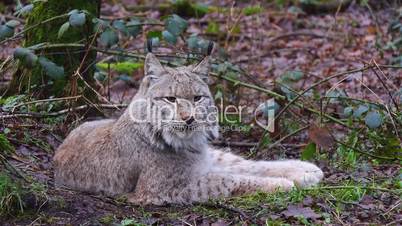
[267,125,309,149]
[371,60,400,112]
[252,125,309,158]
[212,70,350,128]
[11,95,82,113]
[274,65,374,122]
[335,139,400,161]
[212,140,257,147]
[200,201,250,221]
[0,154,30,183]
[304,185,401,195]
[0,103,128,119]
[0,13,25,23]
[269,31,337,42]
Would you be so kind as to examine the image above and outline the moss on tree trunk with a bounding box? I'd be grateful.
[7,0,101,99]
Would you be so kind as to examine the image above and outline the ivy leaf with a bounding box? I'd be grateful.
[165,14,188,36]
[281,70,304,82]
[38,57,65,80]
[14,4,34,17]
[94,71,107,81]
[326,89,346,103]
[22,52,38,68]
[353,105,369,118]
[13,47,31,59]
[92,18,109,32]
[68,9,79,16]
[113,20,128,35]
[197,39,210,54]
[364,111,383,129]
[261,99,280,115]
[301,142,316,160]
[0,25,15,40]
[162,30,177,44]
[58,22,70,39]
[186,35,211,54]
[13,47,38,68]
[187,35,199,49]
[280,85,296,101]
[99,29,119,47]
[117,74,133,82]
[126,19,142,37]
[69,12,86,27]
[151,37,160,47]
[5,20,21,28]
[343,106,354,117]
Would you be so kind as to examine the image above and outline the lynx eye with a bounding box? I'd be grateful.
[194,96,203,102]
[163,97,177,103]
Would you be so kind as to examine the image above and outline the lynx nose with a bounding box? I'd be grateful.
[185,117,194,125]
[180,112,194,125]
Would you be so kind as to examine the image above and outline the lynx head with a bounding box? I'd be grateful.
[129,53,219,150]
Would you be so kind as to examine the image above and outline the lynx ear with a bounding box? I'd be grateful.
[191,56,210,82]
[144,53,166,78]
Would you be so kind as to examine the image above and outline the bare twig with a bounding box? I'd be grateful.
[200,201,249,220]
[0,104,127,119]
[0,13,25,23]
[0,154,30,182]
[11,95,82,113]
[371,60,400,112]
[274,65,374,122]
[254,115,305,152]
[304,185,400,194]
[334,139,400,161]
[266,125,309,150]
[0,14,68,45]
[382,200,401,216]
[212,140,257,147]
[269,31,337,43]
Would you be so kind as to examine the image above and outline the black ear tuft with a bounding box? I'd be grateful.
[207,41,214,56]
[146,39,153,53]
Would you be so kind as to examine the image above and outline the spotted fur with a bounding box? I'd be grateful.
[53,53,323,205]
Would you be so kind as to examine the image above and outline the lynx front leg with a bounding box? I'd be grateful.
[256,160,324,187]
[126,172,294,205]
[211,149,323,187]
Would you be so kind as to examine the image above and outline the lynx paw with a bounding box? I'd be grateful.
[126,193,165,206]
[284,161,323,187]
[263,177,295,192]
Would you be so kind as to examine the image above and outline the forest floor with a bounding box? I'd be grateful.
[1,1,401,225]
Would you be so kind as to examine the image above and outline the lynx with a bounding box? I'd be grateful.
[53,53,323,205]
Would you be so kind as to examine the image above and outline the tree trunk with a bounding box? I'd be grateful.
[7,0,101,99]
